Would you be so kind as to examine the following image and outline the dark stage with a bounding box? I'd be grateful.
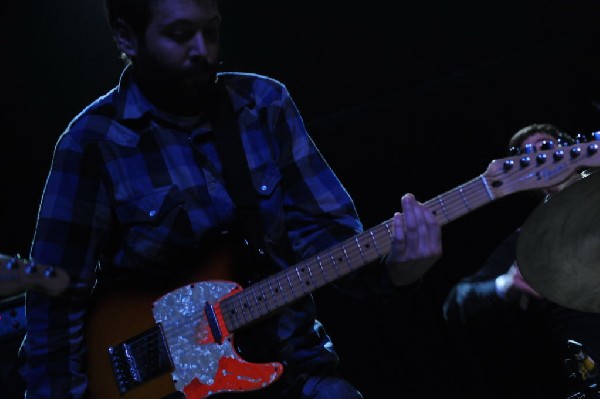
[2,1,600,397]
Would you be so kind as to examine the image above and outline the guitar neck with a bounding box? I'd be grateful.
[219,136,600,331]
[0,255,70,297]
[220,174,494,332]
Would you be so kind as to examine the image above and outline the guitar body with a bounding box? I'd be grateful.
[86,281,283,399]
[86,249,283,399]
[86,287,177,399]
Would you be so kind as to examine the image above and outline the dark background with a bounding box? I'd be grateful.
[2,0,600,397]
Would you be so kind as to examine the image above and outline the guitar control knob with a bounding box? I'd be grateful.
[588,143,598,155]
[570,147,581,158]
[589,131,600,141]
[553,150,565,161]
[540,140,555,150]
[519,156,531,168]
[503,160,514,170]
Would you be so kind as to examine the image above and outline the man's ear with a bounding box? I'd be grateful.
[113,17,138,58]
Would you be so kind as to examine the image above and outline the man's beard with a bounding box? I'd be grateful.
[134,56,220,115]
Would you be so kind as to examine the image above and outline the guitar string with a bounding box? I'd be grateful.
[119,179,497,356]
[107,148,598,356]
[123,186,498,356]
[121,179,498,356]
[125,178,540,360]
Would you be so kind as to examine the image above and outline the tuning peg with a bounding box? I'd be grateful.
[553,149,565,162]
[557,137,573,147]
[503,159,515,170]
[540,140,555,150]
[522,143,536,154]
[508,146,520,156]
[6,256,20,270]
[519,156,532,168]
[575,133,588,143]
[536,153,548,164]
[25,259,37,274]
[44,266,57,278]
[570,146,582,158]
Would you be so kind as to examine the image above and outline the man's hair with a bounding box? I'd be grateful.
[104,0,220,37]
[104,0,153,38]
[507,123,574,155]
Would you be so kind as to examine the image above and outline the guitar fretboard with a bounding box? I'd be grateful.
[219,174,494,332]
[217,137,600,332]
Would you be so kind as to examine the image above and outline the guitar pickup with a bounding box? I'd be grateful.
[108,323,174,395]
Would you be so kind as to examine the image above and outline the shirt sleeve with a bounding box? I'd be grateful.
[271,84,401,301]
[21,132,112,399]
[442,229,521,324]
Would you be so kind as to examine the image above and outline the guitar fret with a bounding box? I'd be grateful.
[306,262,318,289]
[265,278,279,309]
[284,271,298,300]
[274,274,286,306]
[240,292,255,322]
[256,282,270,314]
[315,255,331,285]
[341,245,353,271]
[369,230,382,257]
[481,176,494,200]
[384,221,392,240]
[354,237,366,263]
[362,233,380,261]
[295,267,308,294]
[220,302,232,329]
[316,255,327,283]
[436,196,450,222]
[328,250,341,279]
[458,184,472,211]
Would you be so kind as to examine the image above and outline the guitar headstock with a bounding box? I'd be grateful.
[482,139,599,198]
[0,254,70,297]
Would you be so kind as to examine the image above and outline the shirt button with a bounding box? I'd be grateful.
[260,185,268,192]
[148,210,157,217]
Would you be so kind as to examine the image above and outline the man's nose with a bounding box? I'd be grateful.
[189,33,208,58]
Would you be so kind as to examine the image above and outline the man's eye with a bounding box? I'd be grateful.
[170,30,194,42]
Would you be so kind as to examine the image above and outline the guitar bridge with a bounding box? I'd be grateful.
[108,323,174,395]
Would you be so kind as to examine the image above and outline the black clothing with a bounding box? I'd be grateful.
[443,228,600,399]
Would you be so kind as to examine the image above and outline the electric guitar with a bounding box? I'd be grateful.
[86,140,600,399]
[0,253,70,297]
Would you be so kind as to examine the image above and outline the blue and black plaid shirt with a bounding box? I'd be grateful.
[20,66,394,398]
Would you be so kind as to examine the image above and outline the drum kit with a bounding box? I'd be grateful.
[517,169,600,314]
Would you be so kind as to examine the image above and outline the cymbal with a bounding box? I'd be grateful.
[517,170,600,313]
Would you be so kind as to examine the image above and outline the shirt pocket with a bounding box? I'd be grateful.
[250,161,281,198]
[115,186,181,225]
[114,185,191,264]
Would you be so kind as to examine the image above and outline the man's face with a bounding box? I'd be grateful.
[135,0,221,94]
